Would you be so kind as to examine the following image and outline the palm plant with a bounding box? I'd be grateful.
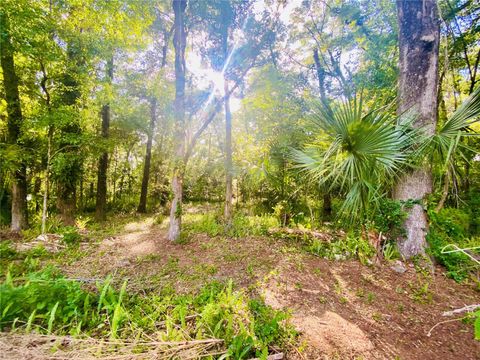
[292,97,414,223]
[292,86,480,224]
[427,86,480,210]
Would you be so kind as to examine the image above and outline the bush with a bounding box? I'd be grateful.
[466,191,480,235]
[427,231,478,282]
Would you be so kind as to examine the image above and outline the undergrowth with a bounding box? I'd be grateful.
[182,213,279,240]
[306,234,376,265]
[0,259,296,359]
[427,207,480,282]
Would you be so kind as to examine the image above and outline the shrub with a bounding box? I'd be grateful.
[427,231,478,282]
[466,191,480,235]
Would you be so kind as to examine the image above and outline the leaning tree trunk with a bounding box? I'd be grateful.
[0,12,28,231]
[95,57,113,221]
[138,98,157,213]
[168,0,187,241]
[394,0,440,259]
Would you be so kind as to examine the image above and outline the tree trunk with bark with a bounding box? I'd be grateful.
[95,57,113,221]
[138,98,157,213]
[54,40,84,226]
[313,48,329,109]
[0,12,28,231]
[168,0,187,241]
[394,0,440,259]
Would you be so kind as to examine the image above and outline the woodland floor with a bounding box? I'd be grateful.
[2,214,480,360]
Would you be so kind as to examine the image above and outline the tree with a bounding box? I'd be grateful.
[55,41,85,226]
[394,0,440,259]
[221,3,234,226]
[168,0,187,241]
[138,97,157,213]
[0,11,28,231]
[137,16,173,213]
[95,57,113,221]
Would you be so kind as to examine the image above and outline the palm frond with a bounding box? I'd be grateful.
[438,86,480,137]
[292,96,411,222]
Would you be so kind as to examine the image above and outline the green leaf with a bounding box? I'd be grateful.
[47,302,59,334]
[475,310,480,341]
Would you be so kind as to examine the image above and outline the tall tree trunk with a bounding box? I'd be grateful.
[168,0,187,241]
[41,126,53,235]
[57,183,76,226]
[394,0,440,259]
[56,42,83,226]
[95,57,113,221]
[0,12,28,231]
[138,98,157,213]
[224,81,233,225]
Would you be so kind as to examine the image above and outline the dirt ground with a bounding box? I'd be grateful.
[4,217,480,359]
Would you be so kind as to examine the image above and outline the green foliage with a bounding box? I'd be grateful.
[227,214,279,238]
[0,264,295,356]
[427,208,479,282]
[382,242,400,261]
[183,212,279,239]
[307,234,376,265]
[431,208,470,238]
[60,226,82,245]
[183,213,223,237]
[0,242,17,260]
[1,266,96,333]
[474,309,480,341]
[466,192,480,235]
[371,198,407,239]
[292,96,413,224]
[249,298,294,349]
